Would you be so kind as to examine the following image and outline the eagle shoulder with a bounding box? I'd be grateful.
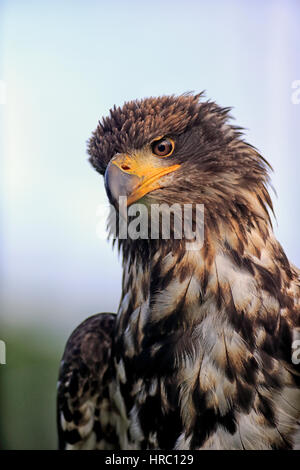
[57,313,117,449]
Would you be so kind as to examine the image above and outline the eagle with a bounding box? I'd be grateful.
[57,93,300,450]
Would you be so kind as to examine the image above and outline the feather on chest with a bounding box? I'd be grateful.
[113,236,300,449]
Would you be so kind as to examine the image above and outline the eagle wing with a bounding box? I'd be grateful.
[57,313,117,449]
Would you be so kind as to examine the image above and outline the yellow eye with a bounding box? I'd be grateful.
[151,138,174,157]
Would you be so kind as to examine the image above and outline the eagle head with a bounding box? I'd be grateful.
[88,93,273,235]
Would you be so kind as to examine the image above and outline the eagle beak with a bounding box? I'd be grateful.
[104,153,180,208]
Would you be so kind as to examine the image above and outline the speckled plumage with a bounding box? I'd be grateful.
[57,93,300,449]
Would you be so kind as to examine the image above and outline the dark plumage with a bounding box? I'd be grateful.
[57,93,300,449]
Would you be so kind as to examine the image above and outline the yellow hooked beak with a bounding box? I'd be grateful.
[104,152,180,207]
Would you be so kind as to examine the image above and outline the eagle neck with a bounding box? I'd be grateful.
[116,218,293,366]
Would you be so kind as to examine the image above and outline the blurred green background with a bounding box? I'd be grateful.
[1,0,299,450]
[0,325,65,449]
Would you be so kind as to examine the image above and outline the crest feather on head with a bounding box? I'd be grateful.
[88,92,233,175]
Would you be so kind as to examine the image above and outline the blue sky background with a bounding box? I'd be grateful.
[1,0,300,336]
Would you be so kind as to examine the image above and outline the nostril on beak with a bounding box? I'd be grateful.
[121,164,130,171]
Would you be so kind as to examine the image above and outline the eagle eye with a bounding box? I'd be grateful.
[151,138,174,157]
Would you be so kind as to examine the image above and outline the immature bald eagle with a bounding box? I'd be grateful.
[57,93,300,450]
